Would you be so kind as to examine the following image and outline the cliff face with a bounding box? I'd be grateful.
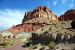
[59,9,75,21]
[8,22,45,35]
[22,6,58,23]
[8,6,58,35]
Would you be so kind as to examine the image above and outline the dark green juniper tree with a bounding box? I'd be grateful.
[71,20,75,29]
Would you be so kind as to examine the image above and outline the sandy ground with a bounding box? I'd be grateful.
[0,40,29,50]
[55,43,75,50]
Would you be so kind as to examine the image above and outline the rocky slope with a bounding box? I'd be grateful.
[59,9,75,21]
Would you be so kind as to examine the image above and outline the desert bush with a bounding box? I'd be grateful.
[16,32,32,39]
[5,39,15,47]
[0,37,16,48]
[63,34,68,43]
[1,31,13,38]
[22,40,32,47]
[69,35,75,43]
[32,32,55,46]
[55,33,62,43]
[16,32,32,42]
[48,41,56,49]
[71,20,75,29]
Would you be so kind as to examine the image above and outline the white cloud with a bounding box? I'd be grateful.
[53,0,57,6]
[0,9,29,30]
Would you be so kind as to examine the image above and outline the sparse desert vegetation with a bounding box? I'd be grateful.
[20,20,75,50]
[0,20,75,50]
[0,34,16,48]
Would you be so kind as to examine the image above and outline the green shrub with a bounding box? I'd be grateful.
[22,40,32,47]
[48,41,56,49]
[71,20,75,29]
[0,38,16,48]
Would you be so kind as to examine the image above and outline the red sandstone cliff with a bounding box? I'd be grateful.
[8,22,45,35]
[59,9,75,21]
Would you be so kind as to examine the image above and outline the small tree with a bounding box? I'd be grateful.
[22,40,32,47]
[71,20,75,29]
[48,41,55,49]
[55,34,62,43]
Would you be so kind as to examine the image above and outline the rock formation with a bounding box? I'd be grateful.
[59,9,75,21]
[8,6,58,35]
[22,6,58,23]
[8,22,45,35]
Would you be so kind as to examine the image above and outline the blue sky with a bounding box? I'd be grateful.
[0,0,75,31]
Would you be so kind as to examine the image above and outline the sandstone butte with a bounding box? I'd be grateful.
[22,6,58,23]
[8,6,75,35]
